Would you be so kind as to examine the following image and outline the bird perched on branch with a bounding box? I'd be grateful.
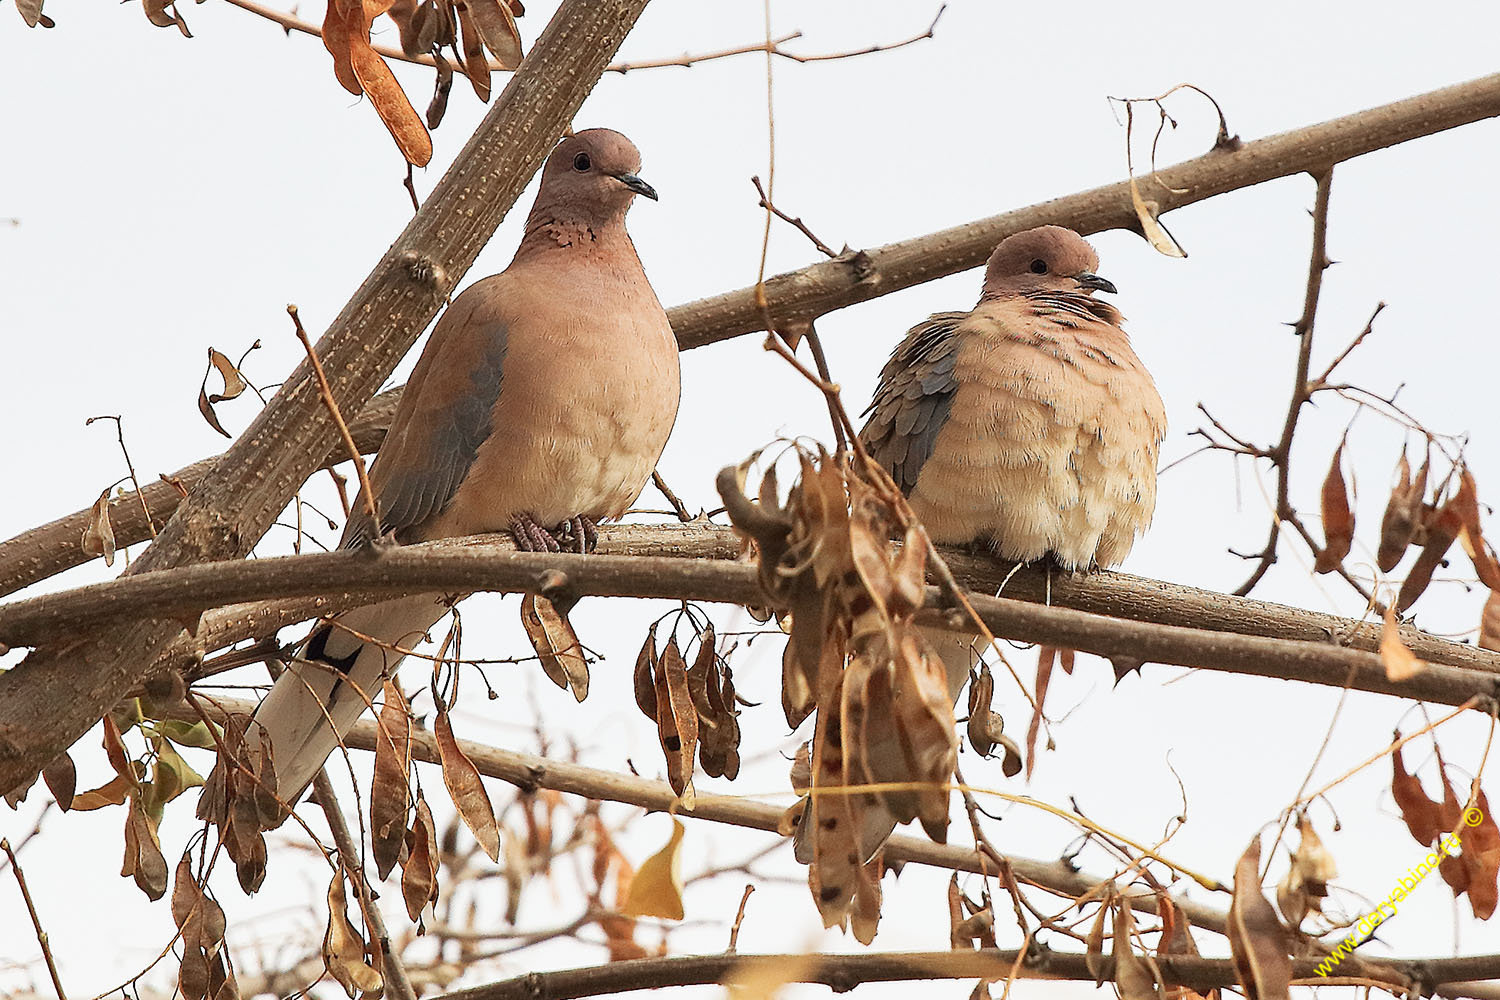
[860,224,1167,683]
[208,128,680,815]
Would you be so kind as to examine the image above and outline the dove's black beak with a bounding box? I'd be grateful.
[1076,272,1117,295]
[613,172,658,201]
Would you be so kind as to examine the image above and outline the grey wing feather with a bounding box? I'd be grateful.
[340,323,508,549]
[859,312,965,495]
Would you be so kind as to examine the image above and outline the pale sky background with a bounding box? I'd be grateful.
[3,1,1500,997]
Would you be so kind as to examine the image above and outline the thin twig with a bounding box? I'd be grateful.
[311,770,419,1000]
[651,471,693,523]
[86,415,156,540]
[290,304,381,536]
[726,884,754,953]
[750,175,838,258]
[1,836,67,1000]
[1234,167,1335,596]
[223,0,944,79]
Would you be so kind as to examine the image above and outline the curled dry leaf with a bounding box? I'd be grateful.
[1465,788,1500,920]
[427,51,454,129]
[1128,176,1187,258]
[850,853,884,945]
[465,0,523,68]
[142,0,191,36]
[435,704,500,861]
[371,681,412,880]
[123,796,170,901]
[1379,604,1425,682]
[653,637,699,804]
[1378,453,1421,572]
[520,593,589,700]
[1114,899,1164,1000]
[632,623,659,721]
[323,867,383,998]
[197,347,248,438]
[621,817,685,920]
[1276,813,1337,928]
[401,795,440,922]
[1313,442,1353,574]
[1228,837,1291,1000]
[82,488,117,566]
[1450,467,1500,591]
[455,5,491,101]
[1397,487,1464,613]
[1084,891,1112,986]
[1480,589,1500,653]
[1391,739,1445,846]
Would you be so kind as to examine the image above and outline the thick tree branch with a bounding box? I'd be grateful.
[431,950,1500,1000]
[5,73,1500,602]
[670,71,1500,349]
[0,0,654,797]
[7,529,1499,709]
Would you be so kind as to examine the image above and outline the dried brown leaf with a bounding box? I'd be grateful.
[1391,740,1445,847]
[455,5,491,101]
[1228,837,1291,1000]
[371,681,412,880]
[321,1,363,94]
[1114,899,1164,1000]
[348,23,433,166]
[632,623,659,721]
[1464,788,1500,920]
[82,488,117,566]
[323,867,383,998]
[1084,892,1112,985]
[966,663,996,757]
[520,593,589,700]
[1397,491,1463,612]
[426,50,454,129]
[71,773,133,811]
[435,704,499,860]
[1380,604,1425,681]
[1481,590,1500,653]
[123,796,169,900]
[15,0,45,27]
[401,795,440,921]
[1313,443,1353,574]
[1377,453,1417,572]
[465,0,522,68]
[1129,176,1187,258]
[1451,468,1500,591]
[42,751,75,811]
[655,637,699,804]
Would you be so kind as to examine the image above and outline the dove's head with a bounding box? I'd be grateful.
[980,226,1117,299]
[531,128,657,230]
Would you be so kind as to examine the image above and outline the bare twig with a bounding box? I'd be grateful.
[1,836,67,1000]
[223,0,944,78]
[310,771,418,1000]
[650,471,693,523]
[1233,167,1335,596]
[85,415,155,540]
[726,884,754,953]
[750,175,838,259]
[291,304,381,536]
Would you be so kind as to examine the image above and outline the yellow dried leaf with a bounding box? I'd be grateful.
[620,817,685,920]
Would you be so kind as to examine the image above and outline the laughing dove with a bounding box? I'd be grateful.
[222,129,681,809]
[844,225,1166,851]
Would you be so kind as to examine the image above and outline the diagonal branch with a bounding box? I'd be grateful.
[0,0,655,798]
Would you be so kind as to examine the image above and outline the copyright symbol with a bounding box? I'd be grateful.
[1464,807,1484,827]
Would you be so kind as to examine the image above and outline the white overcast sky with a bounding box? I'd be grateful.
[4,1,1500,997]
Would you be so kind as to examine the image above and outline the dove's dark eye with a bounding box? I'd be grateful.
[573,152,591,172]
[1030,258,1048,274]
